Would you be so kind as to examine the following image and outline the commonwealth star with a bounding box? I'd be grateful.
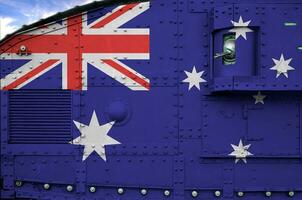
[70,111,120,161]
[229,16,253,40]
[229,139,253,163]
[182,66,207,91]
[270,54,294,78]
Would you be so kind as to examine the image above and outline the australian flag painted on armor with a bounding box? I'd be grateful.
[1,0,302,199]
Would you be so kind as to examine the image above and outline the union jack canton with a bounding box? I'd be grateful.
[0,2,150,91]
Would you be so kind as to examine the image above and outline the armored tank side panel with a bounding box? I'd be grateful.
[1,0,302,199]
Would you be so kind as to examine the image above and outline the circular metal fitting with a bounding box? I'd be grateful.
[288,191,295,197]
[89,186,96,193]
[192,190,198,198]
[164,190,170,196]
[15,180,22,187]
[140,189,147,196]
[105,100,131,125]
[66,185,73,192]
[43,183,50,190]
[117,188,124,195]
[265,191,272,197]
[215,190,221,197]
[237,191,244,197]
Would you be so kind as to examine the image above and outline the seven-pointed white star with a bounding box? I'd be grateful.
[253,91,266,104]
[229,139,253,163]
[229,16,253,40]
[70,111,121,161]
[182,66,207,90]
[270,54,294,78]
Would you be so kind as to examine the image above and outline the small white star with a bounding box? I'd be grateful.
[270,54,294,78]
[70,111,121,161]
[182,66,207,90]
[229,139,253,163]
[229,16,253,40]
[253,91,266,104]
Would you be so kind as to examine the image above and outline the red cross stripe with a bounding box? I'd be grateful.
[0,2,150,91]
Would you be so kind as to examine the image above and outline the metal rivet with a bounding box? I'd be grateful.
[141,189,147,195]
[265,191,272,197]
[20,45,26,52]
[118,188,124,195]
[43,183,50,190]
[15,180,22,187]
[237,191,244,197]
[164,190,170,196]
[66,185,73,192]
[89,186,96,193]
[288,191,295,197]
[192,190,198,198]
[215,190,221,197]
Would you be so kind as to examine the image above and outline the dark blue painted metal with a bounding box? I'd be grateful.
[1,0,302,199]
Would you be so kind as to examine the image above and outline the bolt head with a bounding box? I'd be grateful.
[265,191,272,197]
[215,190,221,197]
[118,188,124,194]
[192,190,198,198]
[164,190,170,196]
[66,185,73,192]
[141,189,147,195]
[15,180,22,187]
[288,191,295,197]
[43,183,50,190]
[237,191,244,197]
[89,186,96,193]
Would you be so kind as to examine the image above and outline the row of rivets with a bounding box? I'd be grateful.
[14,181,296,198]
[237,191,296,197]
[89,186,171,196]
[190,191,296,198]
[15,181,73,192]
[192,190,221,198]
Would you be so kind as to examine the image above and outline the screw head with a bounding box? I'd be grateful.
[66,185,73,192]
[89,186,96,193]
[164,190,170,196]
[215,190,221,197]
[117,188,124,195]
[192,190,198,198]
[141,189,147,196]
[43,183,50,190]
[237,191,244,197]
[15,180,22,187]
[288,191,295,197]
[265,191,272,197]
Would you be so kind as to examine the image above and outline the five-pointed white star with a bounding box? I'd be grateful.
[229,139,253,163]
[229,16,253,40]
[70,111,121,161]
[182,66,207,90]
[270,54,294,78]
[253,91,266,104]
